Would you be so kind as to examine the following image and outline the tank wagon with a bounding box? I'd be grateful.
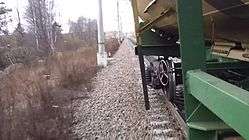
[131,0,249,139]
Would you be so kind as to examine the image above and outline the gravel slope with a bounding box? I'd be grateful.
[72,39,184,140]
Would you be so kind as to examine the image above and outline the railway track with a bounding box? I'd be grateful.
[73,39,186,139]
[128,38,186,139]
[146,87,186,140]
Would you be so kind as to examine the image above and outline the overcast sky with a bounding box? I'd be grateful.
[4,0,135,33]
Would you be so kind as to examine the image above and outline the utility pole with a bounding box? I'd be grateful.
[117,0,124,43]
[97,0,108,67]
[117,0,121,42]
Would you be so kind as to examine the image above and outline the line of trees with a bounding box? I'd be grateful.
[0,0,99,68]
[0,0,98,53]
[25,0,98,54]
[0,0,62,55]
[69,17,97,45]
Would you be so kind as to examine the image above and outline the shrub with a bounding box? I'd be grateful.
[47,47,97,89]
[105,38,120,57]
[0,47,37,69]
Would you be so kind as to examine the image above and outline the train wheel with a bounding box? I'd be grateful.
[158,59,177,102]
[158,59,173,101]
[168,59,176,102]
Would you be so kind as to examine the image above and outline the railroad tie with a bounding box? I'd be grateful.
[150,121,170,127]
[152,128,173,135]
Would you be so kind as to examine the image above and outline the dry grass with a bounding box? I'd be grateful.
[0,46,97,140]
[0,36,119,140]
[47,47,97,89]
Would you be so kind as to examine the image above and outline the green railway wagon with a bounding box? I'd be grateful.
[131,0,249,139]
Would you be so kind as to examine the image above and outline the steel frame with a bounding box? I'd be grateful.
[131,0,249,139]
[176,0,249,139]
[131,0,181,110]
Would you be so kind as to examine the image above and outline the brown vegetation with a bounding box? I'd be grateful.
[47,47,97,89]
[0,1,121,140]
[0,45,97,140]
[105,38,120,57]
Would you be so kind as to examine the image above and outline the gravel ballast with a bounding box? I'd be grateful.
[72,39,184,139]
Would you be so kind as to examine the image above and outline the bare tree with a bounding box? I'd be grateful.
[13,8,25,47]
[69,17,97,44]
[0,2,12,47]
[25,0,57,54]
[0,2,12,35]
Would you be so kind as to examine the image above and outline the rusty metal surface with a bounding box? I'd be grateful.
[135,0,249,44]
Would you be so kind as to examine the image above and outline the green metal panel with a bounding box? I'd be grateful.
[186,103,221,123]
[176,0,206,74]
[188,129,217,140]
[206,61,249,70]
[135,45,180,56]
[187,70,249,139]
[176,0,206,116]
[188,122,230,131]
[174,0,243,139]
[175,0,216,139]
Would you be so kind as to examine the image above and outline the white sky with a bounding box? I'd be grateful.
[4,0,135,33]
